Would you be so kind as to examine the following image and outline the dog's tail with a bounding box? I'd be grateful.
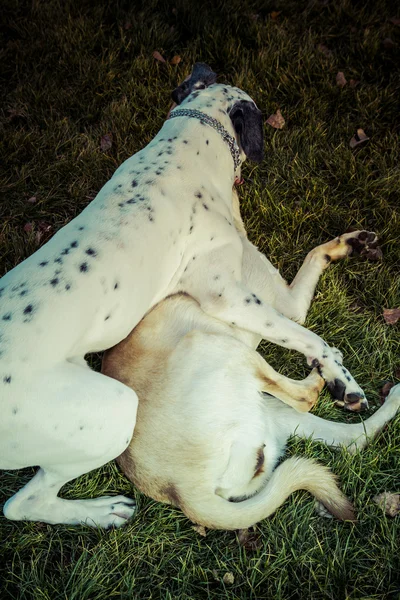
[183,457,355,530]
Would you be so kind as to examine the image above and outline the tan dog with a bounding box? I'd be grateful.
[102,194,400,530]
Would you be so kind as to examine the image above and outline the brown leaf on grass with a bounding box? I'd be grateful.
[191,524,206,537]
[237,528,262,551]
[336,71,347,87]
[383,308,400,325]
[380,381,395,404]
[170,55,181,65]
[100,133,113,152]
[360,246,383,261]
[349,128,369,148]
[222,572,235,585]
[270,11,281,20]
[317,43,333,57]
[26,196,37,204]
[153,50,166,63]
[389,17,400,25]
[383,37,396,49]
[266,109,285,129]
[349,79,360,88]
[373,492,400,517]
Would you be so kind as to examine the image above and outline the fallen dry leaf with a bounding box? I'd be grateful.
[349,128,369,148]
[26,196,37,204]
[389,17,400,25]
[317,43,333,57]
[360,246,383,261]
[153,50,166,63]
[266,109,285,129]
[383,308,400,325]
[336,71,347,87]
[383,37,396,49]
[100,133,113,152]
[373,492,400,517]
[270,11,281,20]
[380,381,395,404]
[191,524,206,537]
[170,55,181,65]
[349,79,360,88]
[237,528,262,551]
[222,572,235,585]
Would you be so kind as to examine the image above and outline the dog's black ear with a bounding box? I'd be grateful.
[229,100,264,163]
[171,62,217,104]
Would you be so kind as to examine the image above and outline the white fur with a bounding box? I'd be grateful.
[0,81,380,527]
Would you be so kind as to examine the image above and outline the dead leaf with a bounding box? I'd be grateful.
[191,524,206,537]
[380,381,395,404]
[389,17,400,25]
[383,37,396,49]
[170,55,181,65]
[270,11,281,20]
[336,71,347,87]
[153,50,166,63]
[266,109,285,129]
[360,246,383,261]
[26,196,37,204]
[349,79,360,88]
[237,528,262,551]
[23,222,33,233]
[317,43,333,57]
[349,128,369,148]
[383,308,400,325]
[373,492,400,517]
[222,572,235,585]
[100,133,113,152]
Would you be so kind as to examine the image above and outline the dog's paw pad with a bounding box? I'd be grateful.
[346,230,378,254]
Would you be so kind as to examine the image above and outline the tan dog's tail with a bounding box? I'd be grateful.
[185,457,355,530]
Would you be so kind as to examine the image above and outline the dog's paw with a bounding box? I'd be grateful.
[80,495,137,529]
[327,378,368,412]
[344,230,378,255]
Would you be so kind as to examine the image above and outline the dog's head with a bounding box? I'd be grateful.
[171,64,264,164]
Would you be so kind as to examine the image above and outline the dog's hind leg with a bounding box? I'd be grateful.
[2,362,138,527]
[267,384,400,452]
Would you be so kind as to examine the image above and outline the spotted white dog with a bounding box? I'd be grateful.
[0,63,378,527]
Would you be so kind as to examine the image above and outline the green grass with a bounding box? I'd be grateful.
[1,0,400,598]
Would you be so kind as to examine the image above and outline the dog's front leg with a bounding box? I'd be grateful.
[188,267,367,410]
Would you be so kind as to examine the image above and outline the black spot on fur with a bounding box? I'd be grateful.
[65,284,71,291]
[114,282,119,290]
[12,407,18,415]
[23,304,33,315]
[39,261,48,267]
[70,241,78,248]
[206,140,209,145]
[19,290,27,296]
[2,313,11,321]
[3,375,11,384]
[105,314,111,321]
[203,203,209,210]
[78,226,85,231]
[86,248,97,257]
[80,263,88,272]
[61,248,70,255]
[281,338,289,344]
[195,192,202,198]
[54,257,63,264]
[126,199,136,204]
[50,278,59,286]
[132,180,138,187]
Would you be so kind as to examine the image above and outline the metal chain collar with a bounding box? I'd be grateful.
[168,108,241,171]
